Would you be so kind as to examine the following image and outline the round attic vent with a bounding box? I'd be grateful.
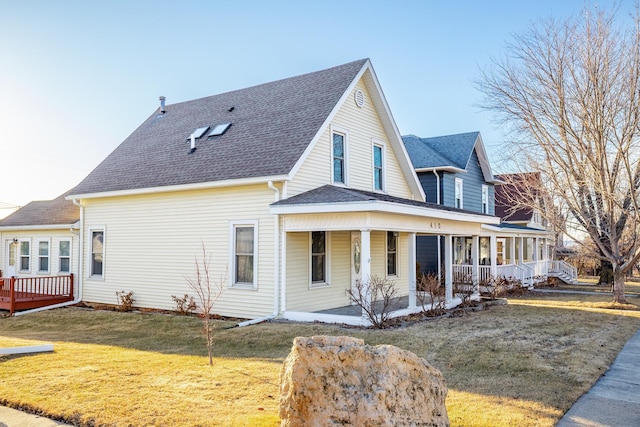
[354,89,365,108]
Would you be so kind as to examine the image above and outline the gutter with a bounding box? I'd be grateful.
[267,181,281,317]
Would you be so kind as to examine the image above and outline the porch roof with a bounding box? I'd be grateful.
[271,185,499,224]
[481,222,551,236]
[0,191,79,229]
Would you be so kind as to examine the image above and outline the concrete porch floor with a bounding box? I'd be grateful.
[314,295,439,316]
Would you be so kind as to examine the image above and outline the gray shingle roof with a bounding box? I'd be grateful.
[402,131,480,170]
[0,191,79,227]
[272,185,494,216]
[70,59,369,196]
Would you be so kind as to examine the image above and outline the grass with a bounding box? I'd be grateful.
[1,293,640,426]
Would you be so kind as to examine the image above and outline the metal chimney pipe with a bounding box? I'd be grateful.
[159,96,166,113]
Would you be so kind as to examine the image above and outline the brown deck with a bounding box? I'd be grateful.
[0,274,74,315]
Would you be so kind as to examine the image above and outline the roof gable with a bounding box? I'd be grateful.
[70,60,369,197]
[402,131,498,183]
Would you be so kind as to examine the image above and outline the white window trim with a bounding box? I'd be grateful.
[481,185,489,214]
[309,231,332,288]
[18,238,31,273]
[229,220,258,289]
[36,238,51,274]
[330,125,349,186]
[88,226,105,280]
[372,138,386,193]
[455,178,464,209]
[58,239,72,274]
[386,231,398,278]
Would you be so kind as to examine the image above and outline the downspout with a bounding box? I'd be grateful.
[268,181,280,317]
[14,199,84,316]
[434,170,442,281]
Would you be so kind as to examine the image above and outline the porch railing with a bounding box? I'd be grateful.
[452,263,538,288]
[0,274,74,315]
[548,260,578,283]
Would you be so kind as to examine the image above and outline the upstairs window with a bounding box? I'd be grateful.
[482,185,489,214]
[332,132,345,184]
[455,178,464,209]
[373,144,384,191]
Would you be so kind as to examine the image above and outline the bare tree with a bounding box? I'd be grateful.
[478,3,640,303]
[347,275,398,328]
[186,244,225,366]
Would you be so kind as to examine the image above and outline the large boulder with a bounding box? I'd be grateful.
[279,335,449,427]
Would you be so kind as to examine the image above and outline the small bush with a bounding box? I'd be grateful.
[171,294,197,315]
[347,275,399,328]
[416,272,446,316]
[115,290,135,312]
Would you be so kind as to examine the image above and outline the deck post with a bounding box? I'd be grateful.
[9,276,15,316]
[69,273,74,298]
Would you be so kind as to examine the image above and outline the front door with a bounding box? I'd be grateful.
[350,232,362,304]
[5,240,16,277]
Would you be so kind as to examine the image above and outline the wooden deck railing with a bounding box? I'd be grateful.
[0,274,74,315]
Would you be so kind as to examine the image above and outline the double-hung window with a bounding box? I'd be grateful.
[38,240,50,273]
[387,231,397,276]
[373,144,384,191]
[233,223,257,287]
[59,240,71,273]
[332,131,346,184]
[91,230,104,276]
[19,241,30,272]
[311,231,326,285]
[455,178,463,209]
[481,185,489,214]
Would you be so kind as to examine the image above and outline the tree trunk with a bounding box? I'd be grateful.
[599,260,614,286]
[612,269,627,304]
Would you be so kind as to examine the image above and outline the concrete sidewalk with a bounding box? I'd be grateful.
[557,328,640,426]
[0,405,70,427]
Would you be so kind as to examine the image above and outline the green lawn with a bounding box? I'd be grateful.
[1,294,640,426]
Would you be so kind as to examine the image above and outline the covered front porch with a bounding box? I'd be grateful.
[270,185,497,326]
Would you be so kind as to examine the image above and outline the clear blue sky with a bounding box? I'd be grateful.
[0,0,630,212]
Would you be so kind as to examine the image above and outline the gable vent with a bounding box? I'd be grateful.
[354,89,365,108]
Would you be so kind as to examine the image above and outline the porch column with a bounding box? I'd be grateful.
[471,235,479,292]
[509,236,516,265]
[408,232,417,308]
[280,231,287,313]
[444,234,453,301]
[518,237,524,265]
[490,235,498,278]
[360,229,372,320]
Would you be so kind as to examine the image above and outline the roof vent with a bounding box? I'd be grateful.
[208,122,231,137]
[354,89,365,108]
[159,96,166,113]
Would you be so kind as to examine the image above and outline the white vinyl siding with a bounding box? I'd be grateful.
[286,231,350,312]
[288,79,414,199]
[80,184,276,319]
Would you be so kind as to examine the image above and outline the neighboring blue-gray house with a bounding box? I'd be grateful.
[403,132,501,277]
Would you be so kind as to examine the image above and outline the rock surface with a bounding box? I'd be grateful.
[279,335,449,427]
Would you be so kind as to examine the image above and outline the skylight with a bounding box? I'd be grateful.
[190,126,210,139]
[208,122,231,137]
